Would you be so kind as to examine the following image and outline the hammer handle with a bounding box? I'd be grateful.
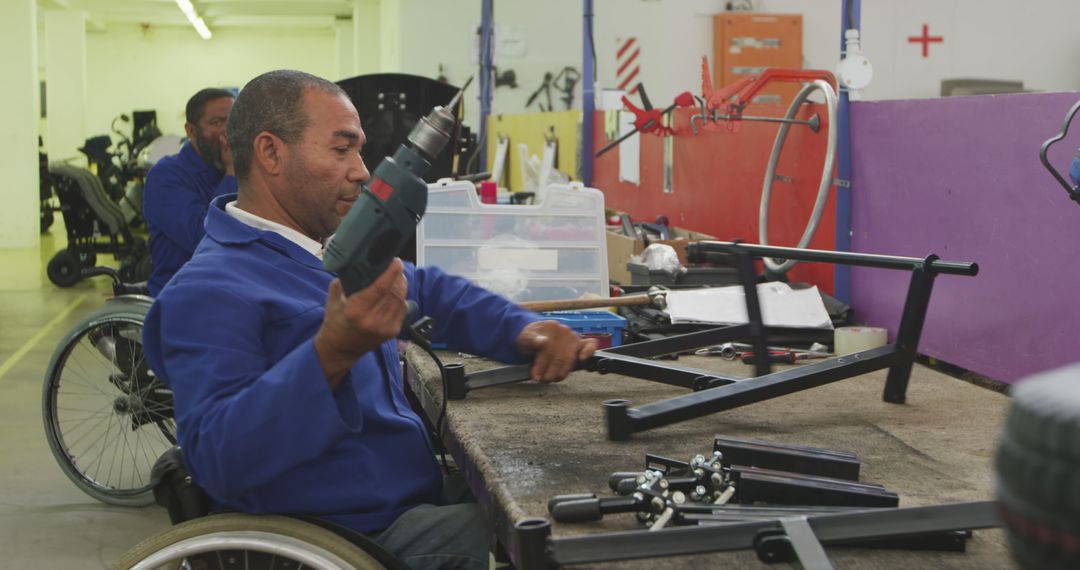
[521,294,652,313]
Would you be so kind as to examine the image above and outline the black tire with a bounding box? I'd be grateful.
[110,514,387,570]
[47,250,84,288]
[40,209,54,233]
[77,249,98,269]
[42,297,175,506]
[995,363,1080,570]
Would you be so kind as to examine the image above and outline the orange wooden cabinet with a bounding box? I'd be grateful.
[713,13,803,105]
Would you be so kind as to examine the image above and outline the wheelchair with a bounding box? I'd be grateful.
[110,447,409,570]
[46,162,152,288]
[42,266,174,506]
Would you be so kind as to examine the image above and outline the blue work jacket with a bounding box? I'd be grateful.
[143,194,539,534]
[143,142,237,296]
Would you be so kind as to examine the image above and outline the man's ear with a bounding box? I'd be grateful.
[252,131,286,176]
[183,122,197,145]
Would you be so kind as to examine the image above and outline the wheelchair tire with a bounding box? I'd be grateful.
[43,296,175,507]
[47,250,83,288]
[111,514,387,570]
[995,363,1080,569]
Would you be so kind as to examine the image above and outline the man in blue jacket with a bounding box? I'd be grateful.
[142,69,597,569]
[143,88,238,295]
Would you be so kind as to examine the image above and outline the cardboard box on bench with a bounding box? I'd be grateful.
[605,226,718,285]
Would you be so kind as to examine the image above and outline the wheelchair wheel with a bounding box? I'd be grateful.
[111,514,387,570]
[47,250,84,288]
[43,297,175,506]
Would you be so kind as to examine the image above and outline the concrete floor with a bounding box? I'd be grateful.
[0,226,170,569]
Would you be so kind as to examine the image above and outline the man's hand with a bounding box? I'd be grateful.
[516,321,598,383]
[314,259,408,388]
[220,133,235,176]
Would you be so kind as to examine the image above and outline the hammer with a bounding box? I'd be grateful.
[520,286,667,313]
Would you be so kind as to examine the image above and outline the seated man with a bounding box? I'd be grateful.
[142,69,596,569]
[143,88,238,295]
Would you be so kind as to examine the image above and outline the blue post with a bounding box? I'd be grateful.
[834,0,859,304]
[581,0,595,186]
[478,0,494,171]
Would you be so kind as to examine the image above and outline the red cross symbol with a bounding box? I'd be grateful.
[908,24,943,58]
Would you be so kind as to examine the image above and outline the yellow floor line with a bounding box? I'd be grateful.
[0,293,88,381]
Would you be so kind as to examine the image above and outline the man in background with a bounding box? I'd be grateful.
[143,88,237,295]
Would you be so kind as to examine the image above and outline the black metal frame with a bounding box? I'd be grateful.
[446,247,776,399]
[512,500,999,569]
[449,241,977,441]
[603,241,977,439]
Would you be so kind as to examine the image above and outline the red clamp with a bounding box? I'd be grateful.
[621,95,674,137]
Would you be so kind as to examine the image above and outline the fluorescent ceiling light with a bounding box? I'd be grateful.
[175,0,212,40]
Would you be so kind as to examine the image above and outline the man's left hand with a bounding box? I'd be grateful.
[516,321,598,383]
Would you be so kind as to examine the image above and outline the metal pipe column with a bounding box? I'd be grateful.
[581,0,595,185]
[478,0,494,170]
[834,0,860,303]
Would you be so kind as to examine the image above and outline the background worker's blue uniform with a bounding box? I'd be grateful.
[143,142,237,296]
[143,194,539,534]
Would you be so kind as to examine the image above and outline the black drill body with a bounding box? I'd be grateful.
[323,86,466,294]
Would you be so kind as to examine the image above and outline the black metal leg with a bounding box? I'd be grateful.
[734,247,772,378]
[883,256,939,404]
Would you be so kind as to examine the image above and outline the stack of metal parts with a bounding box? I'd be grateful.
[545,435,981,566]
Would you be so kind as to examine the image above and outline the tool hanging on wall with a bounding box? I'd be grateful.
[595,87,696,158]
[692,58,836,134]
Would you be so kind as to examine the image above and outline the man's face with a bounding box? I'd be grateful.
[278,89,370,241]
[188,96,234,171]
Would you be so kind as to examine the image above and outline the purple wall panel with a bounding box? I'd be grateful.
[849,92,1080,383]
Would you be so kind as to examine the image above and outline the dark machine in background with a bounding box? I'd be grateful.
[335,74,479,262]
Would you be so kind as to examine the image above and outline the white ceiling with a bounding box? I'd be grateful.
[38,0,356,32]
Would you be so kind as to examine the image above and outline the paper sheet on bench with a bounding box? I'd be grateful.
[666,282,833,329]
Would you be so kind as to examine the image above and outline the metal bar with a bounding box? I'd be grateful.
[478,0,494,170]
[713,114,817,127]
[780,516,834,570]
[736,250,772,377]
[602,324,754,358]
[594,353,739,390]
[834,0,860,303]
[548,501,999,565]
[581,0,595,185]
[882,258,937,403]
[606,346,902,439]
[689,241,978,276]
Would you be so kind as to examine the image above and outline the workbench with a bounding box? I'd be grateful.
[404,347,1016,569]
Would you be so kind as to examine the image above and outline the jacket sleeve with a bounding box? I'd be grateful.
[143,163,235,255]
[143,284,362,499]
[406,263,541,364]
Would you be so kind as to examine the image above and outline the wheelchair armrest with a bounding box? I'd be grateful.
[116,281,150,297]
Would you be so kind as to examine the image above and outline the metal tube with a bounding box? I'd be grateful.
[689,241,978,276]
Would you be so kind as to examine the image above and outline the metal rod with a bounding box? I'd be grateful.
[548,501,999,565]
[608,346,902,438]
[712,114,817,127]
[689,241,978,276]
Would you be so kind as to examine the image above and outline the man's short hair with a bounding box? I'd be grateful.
[185,88,235,125]
[227,70,348,182]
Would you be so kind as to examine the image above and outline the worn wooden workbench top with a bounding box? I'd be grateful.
[404,346,1016,569]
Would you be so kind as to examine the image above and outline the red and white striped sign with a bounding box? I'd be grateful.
[616,37,641,95]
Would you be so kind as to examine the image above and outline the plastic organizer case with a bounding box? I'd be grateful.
[417,180,610,303]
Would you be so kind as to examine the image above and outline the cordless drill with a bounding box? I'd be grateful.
[323,78,471,295]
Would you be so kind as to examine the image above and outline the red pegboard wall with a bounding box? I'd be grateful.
[591,103,836,294]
